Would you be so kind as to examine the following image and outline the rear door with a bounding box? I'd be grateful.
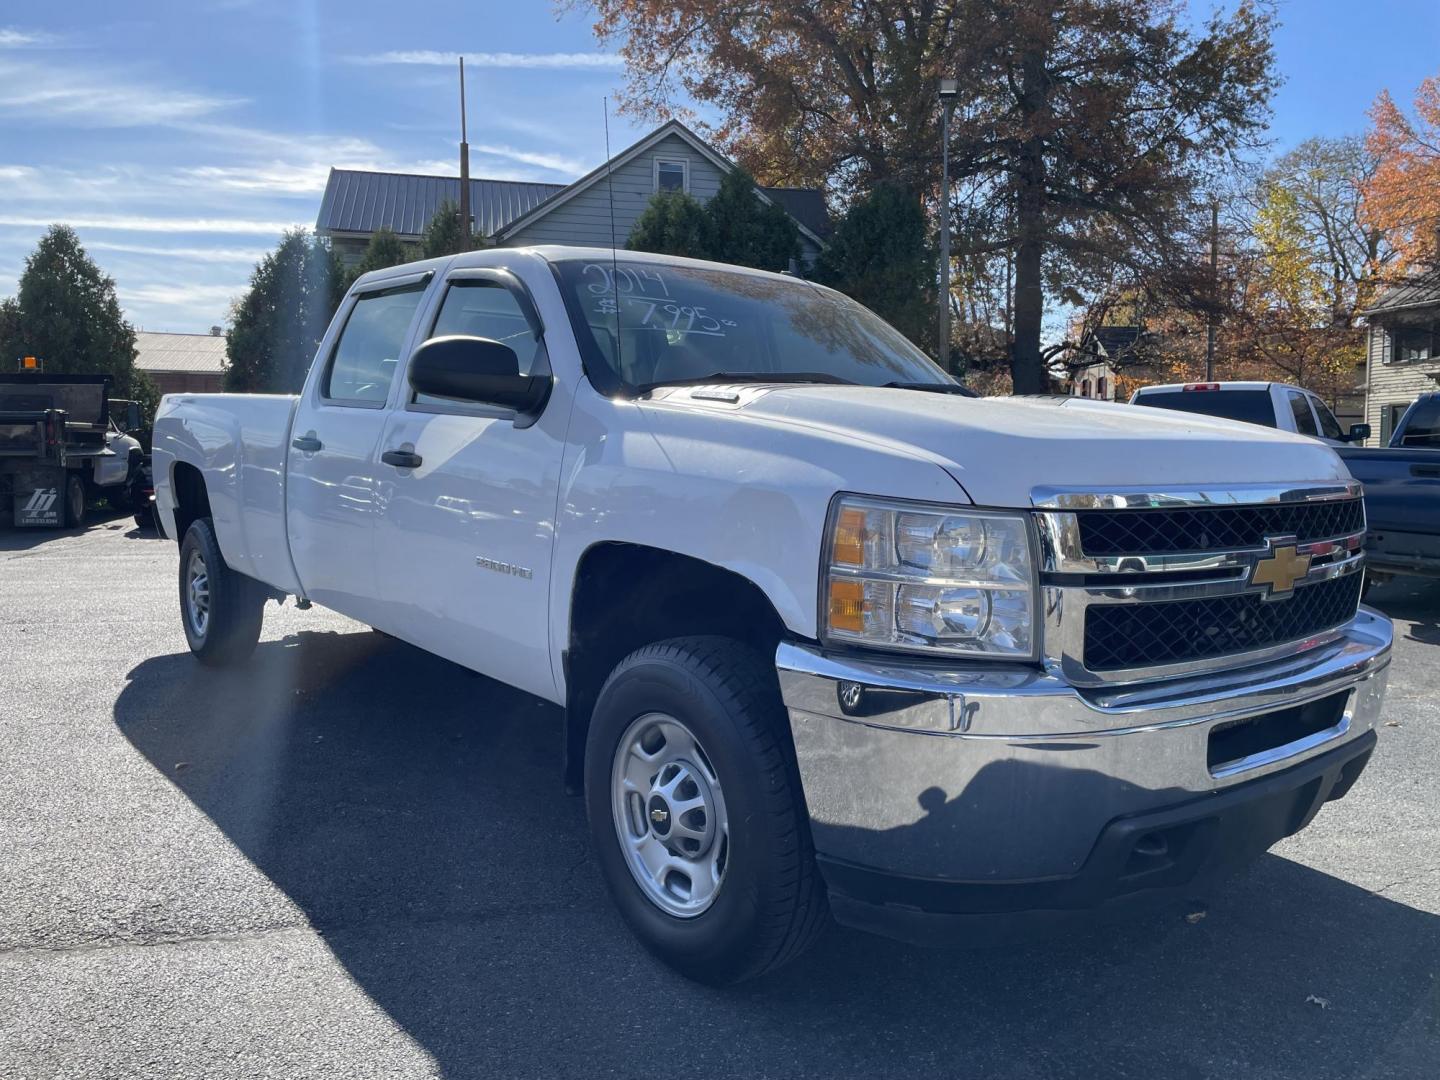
[370,266,567,700]
[286,272,431,624]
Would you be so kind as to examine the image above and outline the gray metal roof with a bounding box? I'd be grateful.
[317,169,566,239]
[134,331,228,374]
[1362,270,1440,316]
[761,187,831,239]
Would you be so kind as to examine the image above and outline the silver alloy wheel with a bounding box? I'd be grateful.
[186,549,210,639]
[611,712,730,918]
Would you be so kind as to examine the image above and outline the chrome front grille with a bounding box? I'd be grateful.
[1034,483,1367,686]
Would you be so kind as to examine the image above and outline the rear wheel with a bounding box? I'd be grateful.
[179,518,266,666]
[585,636,827,984]
[63,475,86,529]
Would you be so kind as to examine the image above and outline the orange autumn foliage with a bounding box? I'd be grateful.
[1363,74,1440,274]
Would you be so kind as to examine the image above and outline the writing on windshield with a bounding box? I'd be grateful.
[556,258,947,393]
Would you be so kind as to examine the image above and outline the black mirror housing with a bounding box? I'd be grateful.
[1347,423,1371,443]
[407,335,550,415]
[125,401,143,433]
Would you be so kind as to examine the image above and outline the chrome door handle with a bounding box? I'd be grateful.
[291,435,322,452]
[381,449,423,469]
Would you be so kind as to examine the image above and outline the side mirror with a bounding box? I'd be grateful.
[125,401,143,433]
[1346,423,1371,443]
[407,335,550,416]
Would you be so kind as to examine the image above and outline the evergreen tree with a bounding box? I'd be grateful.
[705,168,799,272]
[815,185,934,354]
[626,168,800,271]
[225,230,343,393]
[421,201,467,260]
[0,226,139,394]
[626,189,713,257]
[346,228,414,286]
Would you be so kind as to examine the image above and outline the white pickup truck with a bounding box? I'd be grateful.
[153,248,1393,984]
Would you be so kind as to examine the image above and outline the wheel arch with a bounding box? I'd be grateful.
[170,460,211,546]
[561,541,794,794]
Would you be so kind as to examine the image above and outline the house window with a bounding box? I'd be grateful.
[1394,324,1436,362]
[1097,376,1107,399]
[655,159,688,193]
[1081,379,1092,397]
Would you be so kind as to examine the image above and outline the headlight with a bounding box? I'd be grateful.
[822,495,1038,659]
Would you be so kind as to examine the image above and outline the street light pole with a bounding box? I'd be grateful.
[1205,198,1218,382]
[938,78,959,373]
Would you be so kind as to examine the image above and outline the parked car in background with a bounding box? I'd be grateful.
[152,248,1391,984]
[1336,392,1440,587]
[0,374,145,529]
[1130,381,1369,446]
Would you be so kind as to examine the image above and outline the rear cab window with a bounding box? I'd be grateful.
[1132,389,1278,428]
[321,283,428,406]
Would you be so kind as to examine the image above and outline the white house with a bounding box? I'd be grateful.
[316,120,830,269]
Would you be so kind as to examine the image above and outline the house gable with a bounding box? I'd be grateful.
[498,120,826,264]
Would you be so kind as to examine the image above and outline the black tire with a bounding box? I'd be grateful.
[585,636,828,984]
[63,475,86,529]
[178,518,266,666]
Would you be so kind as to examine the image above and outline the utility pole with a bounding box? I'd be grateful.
[458,57,472,252]
[937,78,959,372]
[1205,198,1218,382]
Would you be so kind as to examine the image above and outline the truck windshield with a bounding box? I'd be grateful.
[1133,389,1277,428]
[552,258,951,394]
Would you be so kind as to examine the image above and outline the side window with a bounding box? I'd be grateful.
[1312,397,1344,440]
[322,285,426,405]
[1400,400,1440,447]
[415,280,546,406]
[1287,391,1319,436]
[655,159,687,193]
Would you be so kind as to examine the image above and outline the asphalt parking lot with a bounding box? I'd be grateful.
[2,514,1438,1080]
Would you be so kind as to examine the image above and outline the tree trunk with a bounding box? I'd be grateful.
[1010,48,1050,396]
[1010,137,1048,394]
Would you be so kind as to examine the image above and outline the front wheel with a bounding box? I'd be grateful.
[178,518,266,666]
[585,637,827,984]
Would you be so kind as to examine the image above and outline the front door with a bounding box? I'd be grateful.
[371,268,567,700]
[286,274,430,625]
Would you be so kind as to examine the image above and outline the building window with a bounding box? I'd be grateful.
[655,159,688,193]
[1081,379,1092,397]
[1394,324,1436,363]
[1097,376,1107,399]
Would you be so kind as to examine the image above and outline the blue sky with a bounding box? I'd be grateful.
[1,0,1438,333]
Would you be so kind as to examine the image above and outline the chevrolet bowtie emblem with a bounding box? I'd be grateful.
[650,807,668,824]
[1250,538,1311,598]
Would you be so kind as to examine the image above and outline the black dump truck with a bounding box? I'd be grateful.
[0,373,144,529]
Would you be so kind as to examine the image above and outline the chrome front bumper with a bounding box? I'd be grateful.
[777,607,1392,885]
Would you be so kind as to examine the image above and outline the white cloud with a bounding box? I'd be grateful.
[471,143,589,176]
[349,50,624,70]
[0,57,241,127]
[0,213,299,235]
[120,283,246,308]
[0,28,55,48]
[87,240,270,263]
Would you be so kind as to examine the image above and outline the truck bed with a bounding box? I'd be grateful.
[152,392,303,594]
[1337,445,1440,577]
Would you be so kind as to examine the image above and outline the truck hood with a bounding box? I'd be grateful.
[661,385,1352,506]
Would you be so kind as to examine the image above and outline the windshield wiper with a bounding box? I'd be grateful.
[880,380,979,398]
[630,371,856,396]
